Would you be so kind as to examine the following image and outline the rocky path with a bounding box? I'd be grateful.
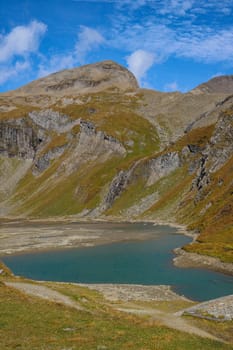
[4,281,227,343]
[117,305,223,342]
[81,284,226,342]
[5,281,84,311]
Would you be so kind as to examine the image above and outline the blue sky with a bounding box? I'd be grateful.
[0,0,233,92]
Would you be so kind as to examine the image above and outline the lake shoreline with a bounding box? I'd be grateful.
[173,247,233,276]
[0,217,232,277]
[0,218,185,257]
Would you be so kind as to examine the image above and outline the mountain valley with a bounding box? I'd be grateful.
[0,60,232,265]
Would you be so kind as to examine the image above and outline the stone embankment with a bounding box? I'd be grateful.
[178,295,233,321]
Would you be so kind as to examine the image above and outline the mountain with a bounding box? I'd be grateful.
[192,75,233,94]
[0,61,232,264]
[4,60,139,96]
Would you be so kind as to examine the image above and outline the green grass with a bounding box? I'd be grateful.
[184,316,233,344]
[106,161,191,219]
[170,124,215,153]
[142,167,193,221]
[106,176,148,216]
[38,132,68,156]
[2,92,232,263]
[180,155,233,263]
[114,300,196,314]
[0,281,232,350]
[54,91,160,154]
[0,104,38,121]
[10,92,160,218]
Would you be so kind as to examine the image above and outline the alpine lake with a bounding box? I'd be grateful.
[1,222,233,301]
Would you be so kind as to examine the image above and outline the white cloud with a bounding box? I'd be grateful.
[110,11,233,66]
[38,53,76,78]
[38,26,105,78]
[0,21,47,63]
[0,22,104,87]
[0,21,46,86]
[176,29,233,62]
[159,0,193,16]
[116,0,147,10]
[115,0,232,17]
[110,23,174,62]
[164,81,179,91]
[211,72,224,78]
[109,0,233,66]
[1,1,233,89]
[126,50,155,84]
[75,26,105,63]
[0,21,105,83]
[0,24,105,85]
[0,60,30,84]
[221,7,231,15]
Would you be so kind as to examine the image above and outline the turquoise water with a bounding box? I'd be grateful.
[2,223,233,301]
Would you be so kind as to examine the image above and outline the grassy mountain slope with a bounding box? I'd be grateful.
[0,62,232,263]
[0,263,232,349]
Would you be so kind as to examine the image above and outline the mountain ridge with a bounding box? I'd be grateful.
[4,60,139,96]
[192,75,233,94]
[0,60,232,265]
[3,61,233,97]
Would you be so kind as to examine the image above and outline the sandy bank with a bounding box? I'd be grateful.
[73,283,189,302]
[0,220,170,256]
[0,218,232,277]
[173,248,233,276]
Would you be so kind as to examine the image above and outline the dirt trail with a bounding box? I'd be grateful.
[5,281,84,311]
[116,305,223,342]
[4,281,224,343]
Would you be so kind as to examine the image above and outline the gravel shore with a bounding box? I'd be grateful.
[75,283,189,302]
[173,248,233,276]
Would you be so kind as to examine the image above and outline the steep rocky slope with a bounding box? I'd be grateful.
[0,61,232,263]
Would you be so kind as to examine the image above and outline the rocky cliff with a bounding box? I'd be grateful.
[0,120,41,158]
[0,61,232,263]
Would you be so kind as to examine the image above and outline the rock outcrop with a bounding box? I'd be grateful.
[102,170,132,210]
[179,295,233,321]
[192,111,233,198]
[146,152,180,186]
[0,120,41,159]
[71,120,125,162]
[29,109,80,133]
[33,145,67,175]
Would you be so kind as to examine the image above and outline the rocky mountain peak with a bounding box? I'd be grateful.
[192,75,233,94]
[11,60,139,96]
